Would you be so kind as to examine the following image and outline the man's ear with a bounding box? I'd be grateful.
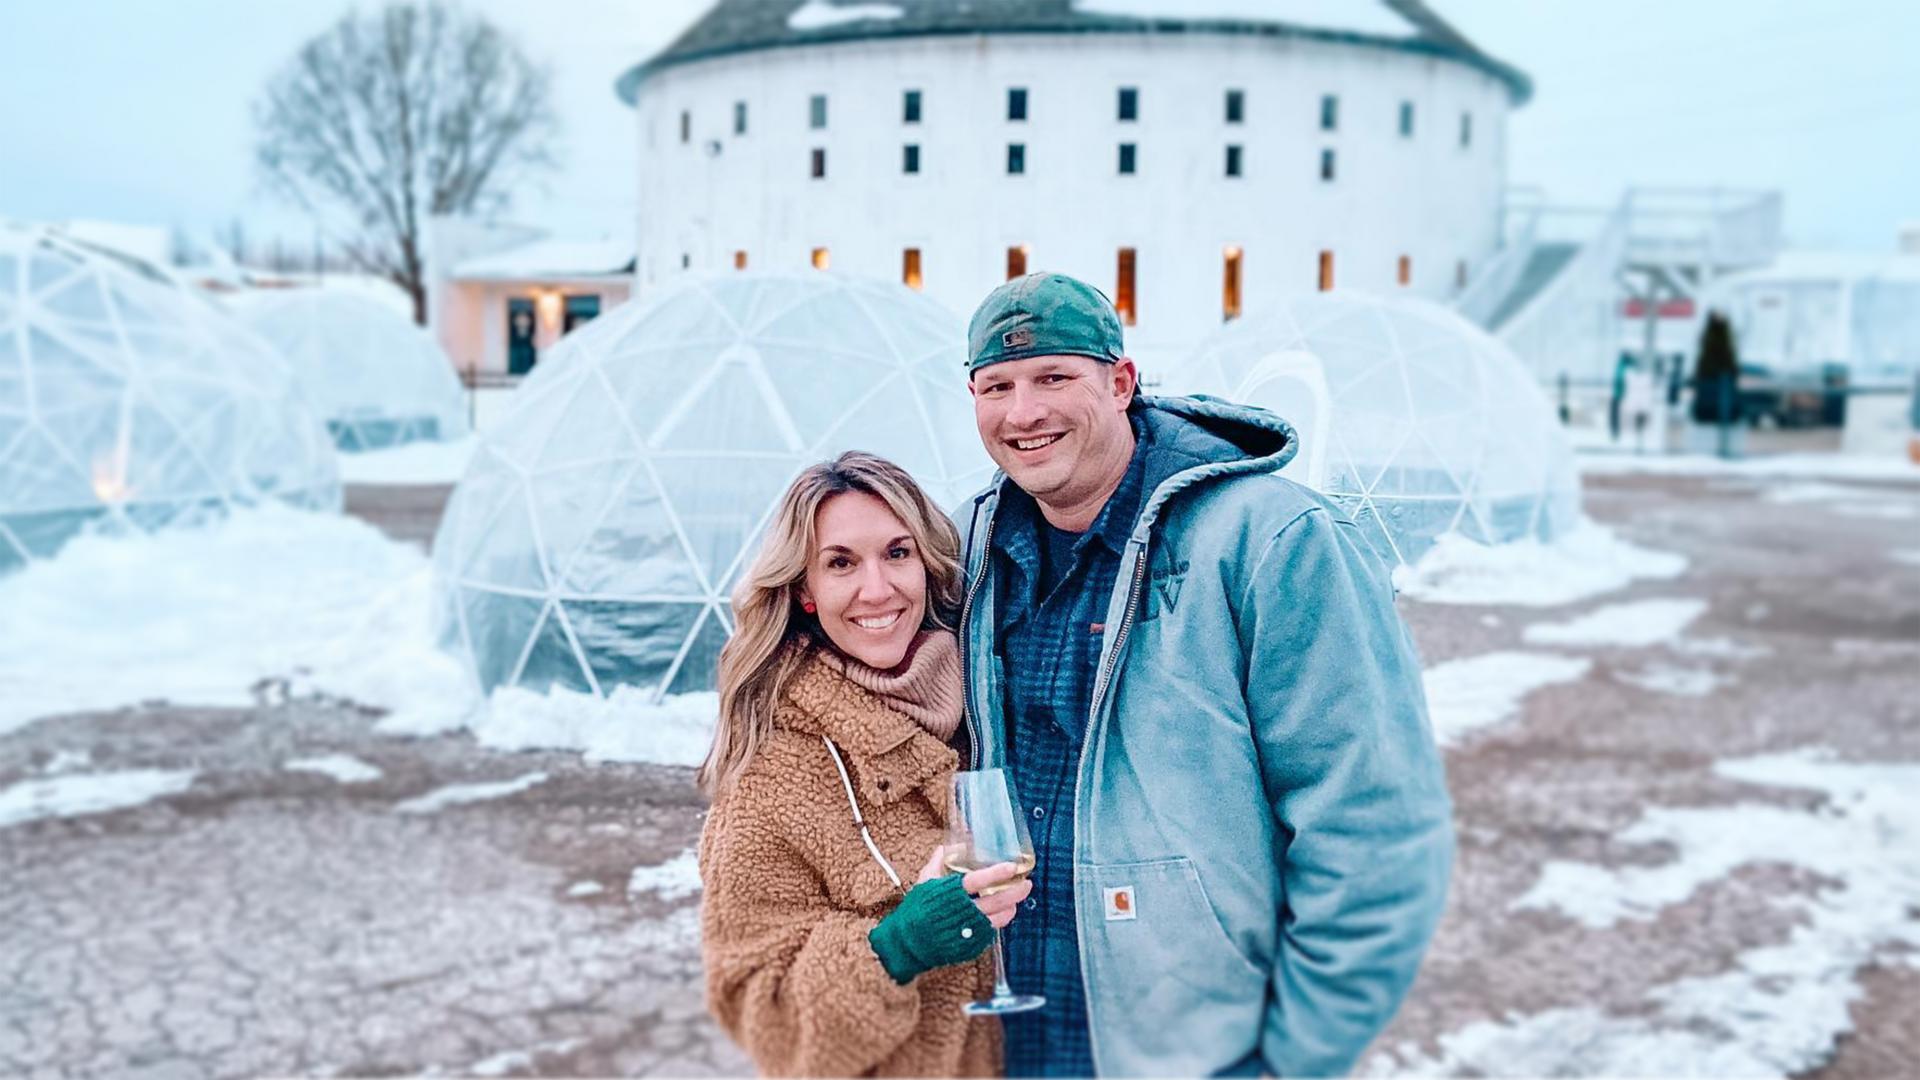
[1111,357,1139,409]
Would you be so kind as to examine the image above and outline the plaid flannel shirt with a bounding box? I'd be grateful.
[992,413,1156,1078]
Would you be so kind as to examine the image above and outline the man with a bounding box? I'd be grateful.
[955,272,1452,1078]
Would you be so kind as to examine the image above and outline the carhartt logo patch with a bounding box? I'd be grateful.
[1103,885,1137,921]
[1002,328,1034,349]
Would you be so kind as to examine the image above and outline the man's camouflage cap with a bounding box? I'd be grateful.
[966,272,1125,373]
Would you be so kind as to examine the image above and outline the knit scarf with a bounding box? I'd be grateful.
[816,629,964,742]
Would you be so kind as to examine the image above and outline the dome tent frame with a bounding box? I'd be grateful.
[0,224,340,572]
[432,272,992,703]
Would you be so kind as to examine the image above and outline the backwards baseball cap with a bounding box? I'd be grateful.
[966,271,1126,373]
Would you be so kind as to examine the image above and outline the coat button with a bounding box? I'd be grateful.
[1025,898,1038,912]
[960,927,974,939]
[1032,806,1045,820]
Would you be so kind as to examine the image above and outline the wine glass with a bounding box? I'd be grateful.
[945,768,1045,1016]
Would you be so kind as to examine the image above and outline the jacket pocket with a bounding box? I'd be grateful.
[1081,856,1267,1076]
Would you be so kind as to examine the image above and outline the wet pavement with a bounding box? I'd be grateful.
[3,467,1916,1078]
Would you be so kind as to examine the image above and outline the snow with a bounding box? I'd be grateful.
[1421,652,1591,746]
[409,685,718,769]
[448,239,631,280]
[787,0,903,31]
[1476,749,1920,1077]
[0,504,476,738]
[335,435,477,486]
[1890,549,1920,566]
[1612,662,1731,697]
[1762,480,1920,520]
[1392,521,1685,607]
[393,772,548,815]
[628,849,703,902]
[464,1039,585,1078]
[1521,598,1709,649]
[1673,634,1773,661]
[1579,450,1920,482]
[1072,0,1413,35]
[0,769,197,829]
[565,881,605,898]
[283,754,383,784]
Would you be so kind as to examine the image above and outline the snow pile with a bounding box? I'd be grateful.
[1449,749,1920,1077]
[629,849,703,902]
[1580,451,1920,482]
[283,755,383,784]
[788,0,903,31]
[0,769,197,829]
[1891,549,1920,567]
[1073,0,1411,35]
[0,504,475,738]
[394,772,548,815]
[408,685,718,769]
[1421,652,1590,746]
[1522,598,1709,649]
[1612,663,1732,698]
[1393,521,1686,607]
[335,436,476,486]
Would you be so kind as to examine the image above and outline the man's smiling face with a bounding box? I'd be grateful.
[968,353,1137,514]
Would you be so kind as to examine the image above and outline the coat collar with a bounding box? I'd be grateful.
[774,644,960,811]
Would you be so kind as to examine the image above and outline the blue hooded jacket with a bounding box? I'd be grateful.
[957,395,1453,1077]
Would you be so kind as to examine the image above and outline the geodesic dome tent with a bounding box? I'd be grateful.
[0,224,340,573]
[432,272,994,701]
[238,289,469,451]
[1172,291,1580,567]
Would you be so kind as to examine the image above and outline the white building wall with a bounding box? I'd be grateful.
[634,32,1511,373]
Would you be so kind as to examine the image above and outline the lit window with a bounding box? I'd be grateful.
[734,101,747,135]
[679,110,690,144]
[1116,247,1137,326]
[1008,87,1028,122]
[1007,143,1025,175]
[903,248,923,290]
[1118,87,1138,122]
[1223,246,1242,321]
[1320,148,1336,182]
[1460,111,1472,148]
[1226,89,1245,124]
[812,247,830,270]
[811,148,826,178]
[1398,255,1411,286]
[1320,94,1338,131]
[734,250,748,270]
[904,89,922,124]
[1318,250,1334,292]
[1007,245,1028,280]
[903,144,920,174]
[810,94,828,129]
[1118,142,1137,175]
[1399,101,1414,138]
[1225,145,1243,178]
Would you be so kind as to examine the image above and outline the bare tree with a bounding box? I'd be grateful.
[254,2,557,324]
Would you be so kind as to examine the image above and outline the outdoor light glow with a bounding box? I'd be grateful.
[535,290,562,330]
[90,448,134,506]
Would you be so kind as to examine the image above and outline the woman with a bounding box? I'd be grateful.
[697,451,1030,1077]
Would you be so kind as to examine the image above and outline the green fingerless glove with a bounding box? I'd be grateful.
[867,874,996,985]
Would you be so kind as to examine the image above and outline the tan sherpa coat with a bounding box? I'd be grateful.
[699,646,1003,1078]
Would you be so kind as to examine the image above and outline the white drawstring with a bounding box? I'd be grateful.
[822,735,904,891]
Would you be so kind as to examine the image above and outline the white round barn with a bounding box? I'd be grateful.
[619,0,1531,370]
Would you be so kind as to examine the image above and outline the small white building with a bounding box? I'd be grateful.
[427,221,634,377]
[617,0,1531,369]
[1710,250,1920,387]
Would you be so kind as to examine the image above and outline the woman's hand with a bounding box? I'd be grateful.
[915,847,1034,929]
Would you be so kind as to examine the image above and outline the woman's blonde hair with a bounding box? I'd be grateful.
[697,451,964,798]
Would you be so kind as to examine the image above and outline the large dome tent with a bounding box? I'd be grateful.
[237,289,469,451]
[0,223,340,573]
[432,272,993,702]
[1172,291,1580,567]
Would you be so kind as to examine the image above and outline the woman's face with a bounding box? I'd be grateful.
[800,491,928,670]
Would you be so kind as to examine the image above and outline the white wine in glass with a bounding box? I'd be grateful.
[946,768,1045,1016]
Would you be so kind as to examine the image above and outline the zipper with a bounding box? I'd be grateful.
[1072,535,1150,1079]
[957,499,997,771]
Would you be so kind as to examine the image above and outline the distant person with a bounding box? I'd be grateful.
[955,273,1452,1076]
[697,452,1032,1076]
[1610,352,1633,441]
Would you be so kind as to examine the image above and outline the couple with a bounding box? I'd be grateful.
[696,273,1452,1078]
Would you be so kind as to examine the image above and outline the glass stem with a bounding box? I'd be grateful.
[991,936,1013,999]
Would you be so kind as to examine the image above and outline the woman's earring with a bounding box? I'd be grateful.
[802,601,817,613]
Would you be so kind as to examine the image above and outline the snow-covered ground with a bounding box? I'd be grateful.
[628,850,703,903]
[1393,520,1685,607]
[1421,652,1590,745]
[1578,448,1920,482]
[0,768,198,829]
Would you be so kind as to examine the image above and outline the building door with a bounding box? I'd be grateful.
[563,294,601,335]
[507,298,537,375]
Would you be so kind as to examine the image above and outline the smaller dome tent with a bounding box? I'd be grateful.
[0,224,340,572]
[1173,292,1579,567]
[239,290,469,451]
[433,272,994,702]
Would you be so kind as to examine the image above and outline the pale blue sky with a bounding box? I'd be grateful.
[1,1,1914,253]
